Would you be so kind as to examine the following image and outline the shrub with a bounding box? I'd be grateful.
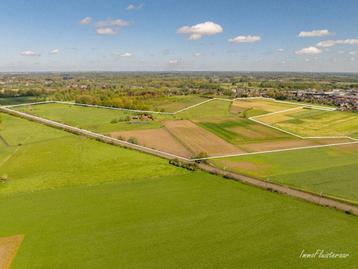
[127,137,138,144]
[0,174,8,183]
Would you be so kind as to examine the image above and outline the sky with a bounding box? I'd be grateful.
[0,0,358,72]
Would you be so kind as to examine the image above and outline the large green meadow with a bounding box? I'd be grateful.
[1,112,358,268]
[15,103,166,133]
[212,144,358,203]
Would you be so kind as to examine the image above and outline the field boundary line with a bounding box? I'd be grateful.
[2,97,356,160]
[3,102,358,215]
[191,141,358,161]
[0,107,193,162]
[0,147,20,168]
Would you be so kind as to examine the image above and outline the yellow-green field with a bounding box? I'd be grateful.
[257,107,358,139]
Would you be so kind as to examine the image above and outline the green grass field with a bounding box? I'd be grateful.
[1,113,358,268]
[15,103,166,133]
[199,119,290,144]
[212,144,358,203]
[0,113,186,195]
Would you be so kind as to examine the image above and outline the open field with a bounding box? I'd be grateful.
[211,144,358,203]
[2,173,358,269]
[231,98,299,117]
[10,98,357,160]
[14,103,164,133]
[1,111,358,268]
[111,127,192,158]
[199,119,291,144]
[0,113,186,195]
[257,107,358,139]
[163,120,243,156]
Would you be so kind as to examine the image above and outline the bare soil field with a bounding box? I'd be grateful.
[111,128,192,157]
[0,235,24,269]
[164,120,245,156]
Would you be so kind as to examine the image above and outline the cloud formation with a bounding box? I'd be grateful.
[96,27,116,35]
[295,46,322,55]
[20,50,39,56]
[50,49,59,54]
[168,59,178,65]
[80,17,92,25]
[298,29,332,37]
[95,18,130,35]
[126,3,144,10]
[177,21,223,40]
[228,35,261,44]
[120,52,133,57]
[317,39,358,47]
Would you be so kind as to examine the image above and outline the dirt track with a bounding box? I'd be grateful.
[0,234,24,269]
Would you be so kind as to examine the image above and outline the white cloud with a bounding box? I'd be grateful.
[96,18,129,28]
[298,29,332,37]
[228,35,261,44]
[277,48,285,52]
[120,52,133,57]
[20,50,39,56]
[50,49,59,54]
[95,18,130,35]
[349,51,356,55]
[169,59,178,65]
[80,17,92,25]
[317,39,358,47]
[177,21,223,40]
[126,3,144,10]
[316,40,336,47]
[194,52,201,57]
[295,46,322,55]
[96,27,116,35]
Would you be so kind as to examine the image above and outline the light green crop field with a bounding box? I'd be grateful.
[177,99,236,121]
[1,113,358,268]
[231,98,299,117]
[15,103,166,133]
[258,108,358,139]
[212,144,358,203]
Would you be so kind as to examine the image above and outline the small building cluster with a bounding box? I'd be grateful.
[290,89,358,111]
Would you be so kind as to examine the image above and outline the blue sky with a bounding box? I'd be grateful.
[0,0,358,72]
